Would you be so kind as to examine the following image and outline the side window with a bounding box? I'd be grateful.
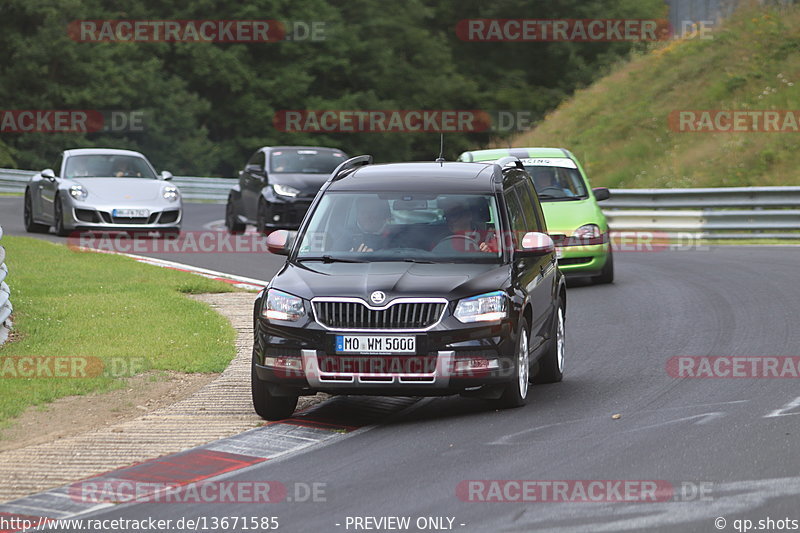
[503,188,527,247]
[516,181,543,232]
[246,151,263,171]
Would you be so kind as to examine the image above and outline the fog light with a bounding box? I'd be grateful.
[273,214,281,222]
[453,357,499,374]
[263,356,303,371]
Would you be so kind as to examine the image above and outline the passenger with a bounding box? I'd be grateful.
[439,197,496,253]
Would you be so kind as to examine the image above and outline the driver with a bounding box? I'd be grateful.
[114,160,139,177]
[348,197,392,252]
[440,198,496,253]
[533,168,575,197]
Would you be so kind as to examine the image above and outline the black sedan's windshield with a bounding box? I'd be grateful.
[296,191,503,263]
[269,149,347,174]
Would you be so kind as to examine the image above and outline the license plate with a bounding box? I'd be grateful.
[556,247,563,259]
[335,335,416,354]
[113,208,149,218]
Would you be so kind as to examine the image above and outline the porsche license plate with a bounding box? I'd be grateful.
[113,209,149,218]
[335,335,416,354]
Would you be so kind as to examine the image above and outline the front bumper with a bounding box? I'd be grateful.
[253,317,520,396]
[65,204,182,231]
[557,242,610,276]
[262,189,314,229]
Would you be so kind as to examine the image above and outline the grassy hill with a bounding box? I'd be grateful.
[509,2,800,188]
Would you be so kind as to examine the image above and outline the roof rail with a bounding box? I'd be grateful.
[328,155,373,182]
[495,156,525,171]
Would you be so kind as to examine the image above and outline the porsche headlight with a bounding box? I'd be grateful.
[163,186,179,202]
[69,185,88,200]
[262,289,306,321]
[454,291,507,323]
[273,184,300,198]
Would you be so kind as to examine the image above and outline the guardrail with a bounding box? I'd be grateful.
[604,187,800,239]
[0,225,12,345]
[3,168,800,238]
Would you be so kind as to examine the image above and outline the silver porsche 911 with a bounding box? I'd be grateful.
[23,148,181,236]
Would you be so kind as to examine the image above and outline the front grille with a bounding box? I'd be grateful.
[314,300,445,330]
[318,355,437,374]
[559,257,593,266]
[112,216,149,225]
[159,210,180,223]
[75,208,100,223]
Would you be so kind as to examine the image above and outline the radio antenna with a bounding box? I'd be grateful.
[436,133,445,164]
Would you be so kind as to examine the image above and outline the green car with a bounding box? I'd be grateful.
[458,147,613,284]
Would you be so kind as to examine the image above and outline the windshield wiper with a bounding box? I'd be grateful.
[402,258,435,264]
[297,255,366,263]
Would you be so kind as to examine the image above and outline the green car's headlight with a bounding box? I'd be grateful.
[263,289,306,321]
[454,291,507,323]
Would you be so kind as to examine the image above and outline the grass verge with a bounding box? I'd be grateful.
[0,236,238,427]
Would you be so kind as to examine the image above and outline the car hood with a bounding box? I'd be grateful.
[271,261,511,303]
[68,177,164,202]
[542,197,607,236]
[270,173,330,197]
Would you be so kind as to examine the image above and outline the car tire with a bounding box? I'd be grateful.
[23,190,49,233]
[494,318,530,408]
[53,195,70,237]
[593,249,614,284]
[256,199,270,235]
[225,198,245,234]
[251,357,299,421]
[532,303,565,384]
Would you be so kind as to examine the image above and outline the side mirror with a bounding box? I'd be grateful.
[160,170,173,181]
[266,229,296,256]
[41,168,56,180]
[593,187,611,201]
[518,232,555,256]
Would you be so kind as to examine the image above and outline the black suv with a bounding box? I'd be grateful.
[226,146,348,233]
[251,156,567,420]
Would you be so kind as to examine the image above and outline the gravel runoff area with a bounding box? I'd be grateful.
[0,292,328,503]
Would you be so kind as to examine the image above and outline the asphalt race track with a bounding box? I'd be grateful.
[2,197,799,532]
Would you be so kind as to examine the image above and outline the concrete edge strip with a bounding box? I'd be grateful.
[0,397,418,530]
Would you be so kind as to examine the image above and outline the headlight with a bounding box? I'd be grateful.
[454,291,507,323]
[69,185,88,200]
[573,224,601,239]
[262,289,306,321]
[273,184,300,197]
[163,186,179,202]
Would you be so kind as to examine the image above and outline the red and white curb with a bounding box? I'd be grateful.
[123,253,267,291]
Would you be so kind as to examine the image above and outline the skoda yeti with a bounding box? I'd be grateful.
[251,155,567,420]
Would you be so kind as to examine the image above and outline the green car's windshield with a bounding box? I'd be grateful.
[296,191,503,263]
[65,155,156,179]
[521,160,588,200]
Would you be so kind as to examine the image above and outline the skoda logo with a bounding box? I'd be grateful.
[370,291,386,305]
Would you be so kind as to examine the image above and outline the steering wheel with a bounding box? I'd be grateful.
[537,186,564,194]
[432,234,481,253]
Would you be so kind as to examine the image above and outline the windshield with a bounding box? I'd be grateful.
[269,149,347,174]
[64,155,156,179]
[296,192,503,263]
[524,165,588,200]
